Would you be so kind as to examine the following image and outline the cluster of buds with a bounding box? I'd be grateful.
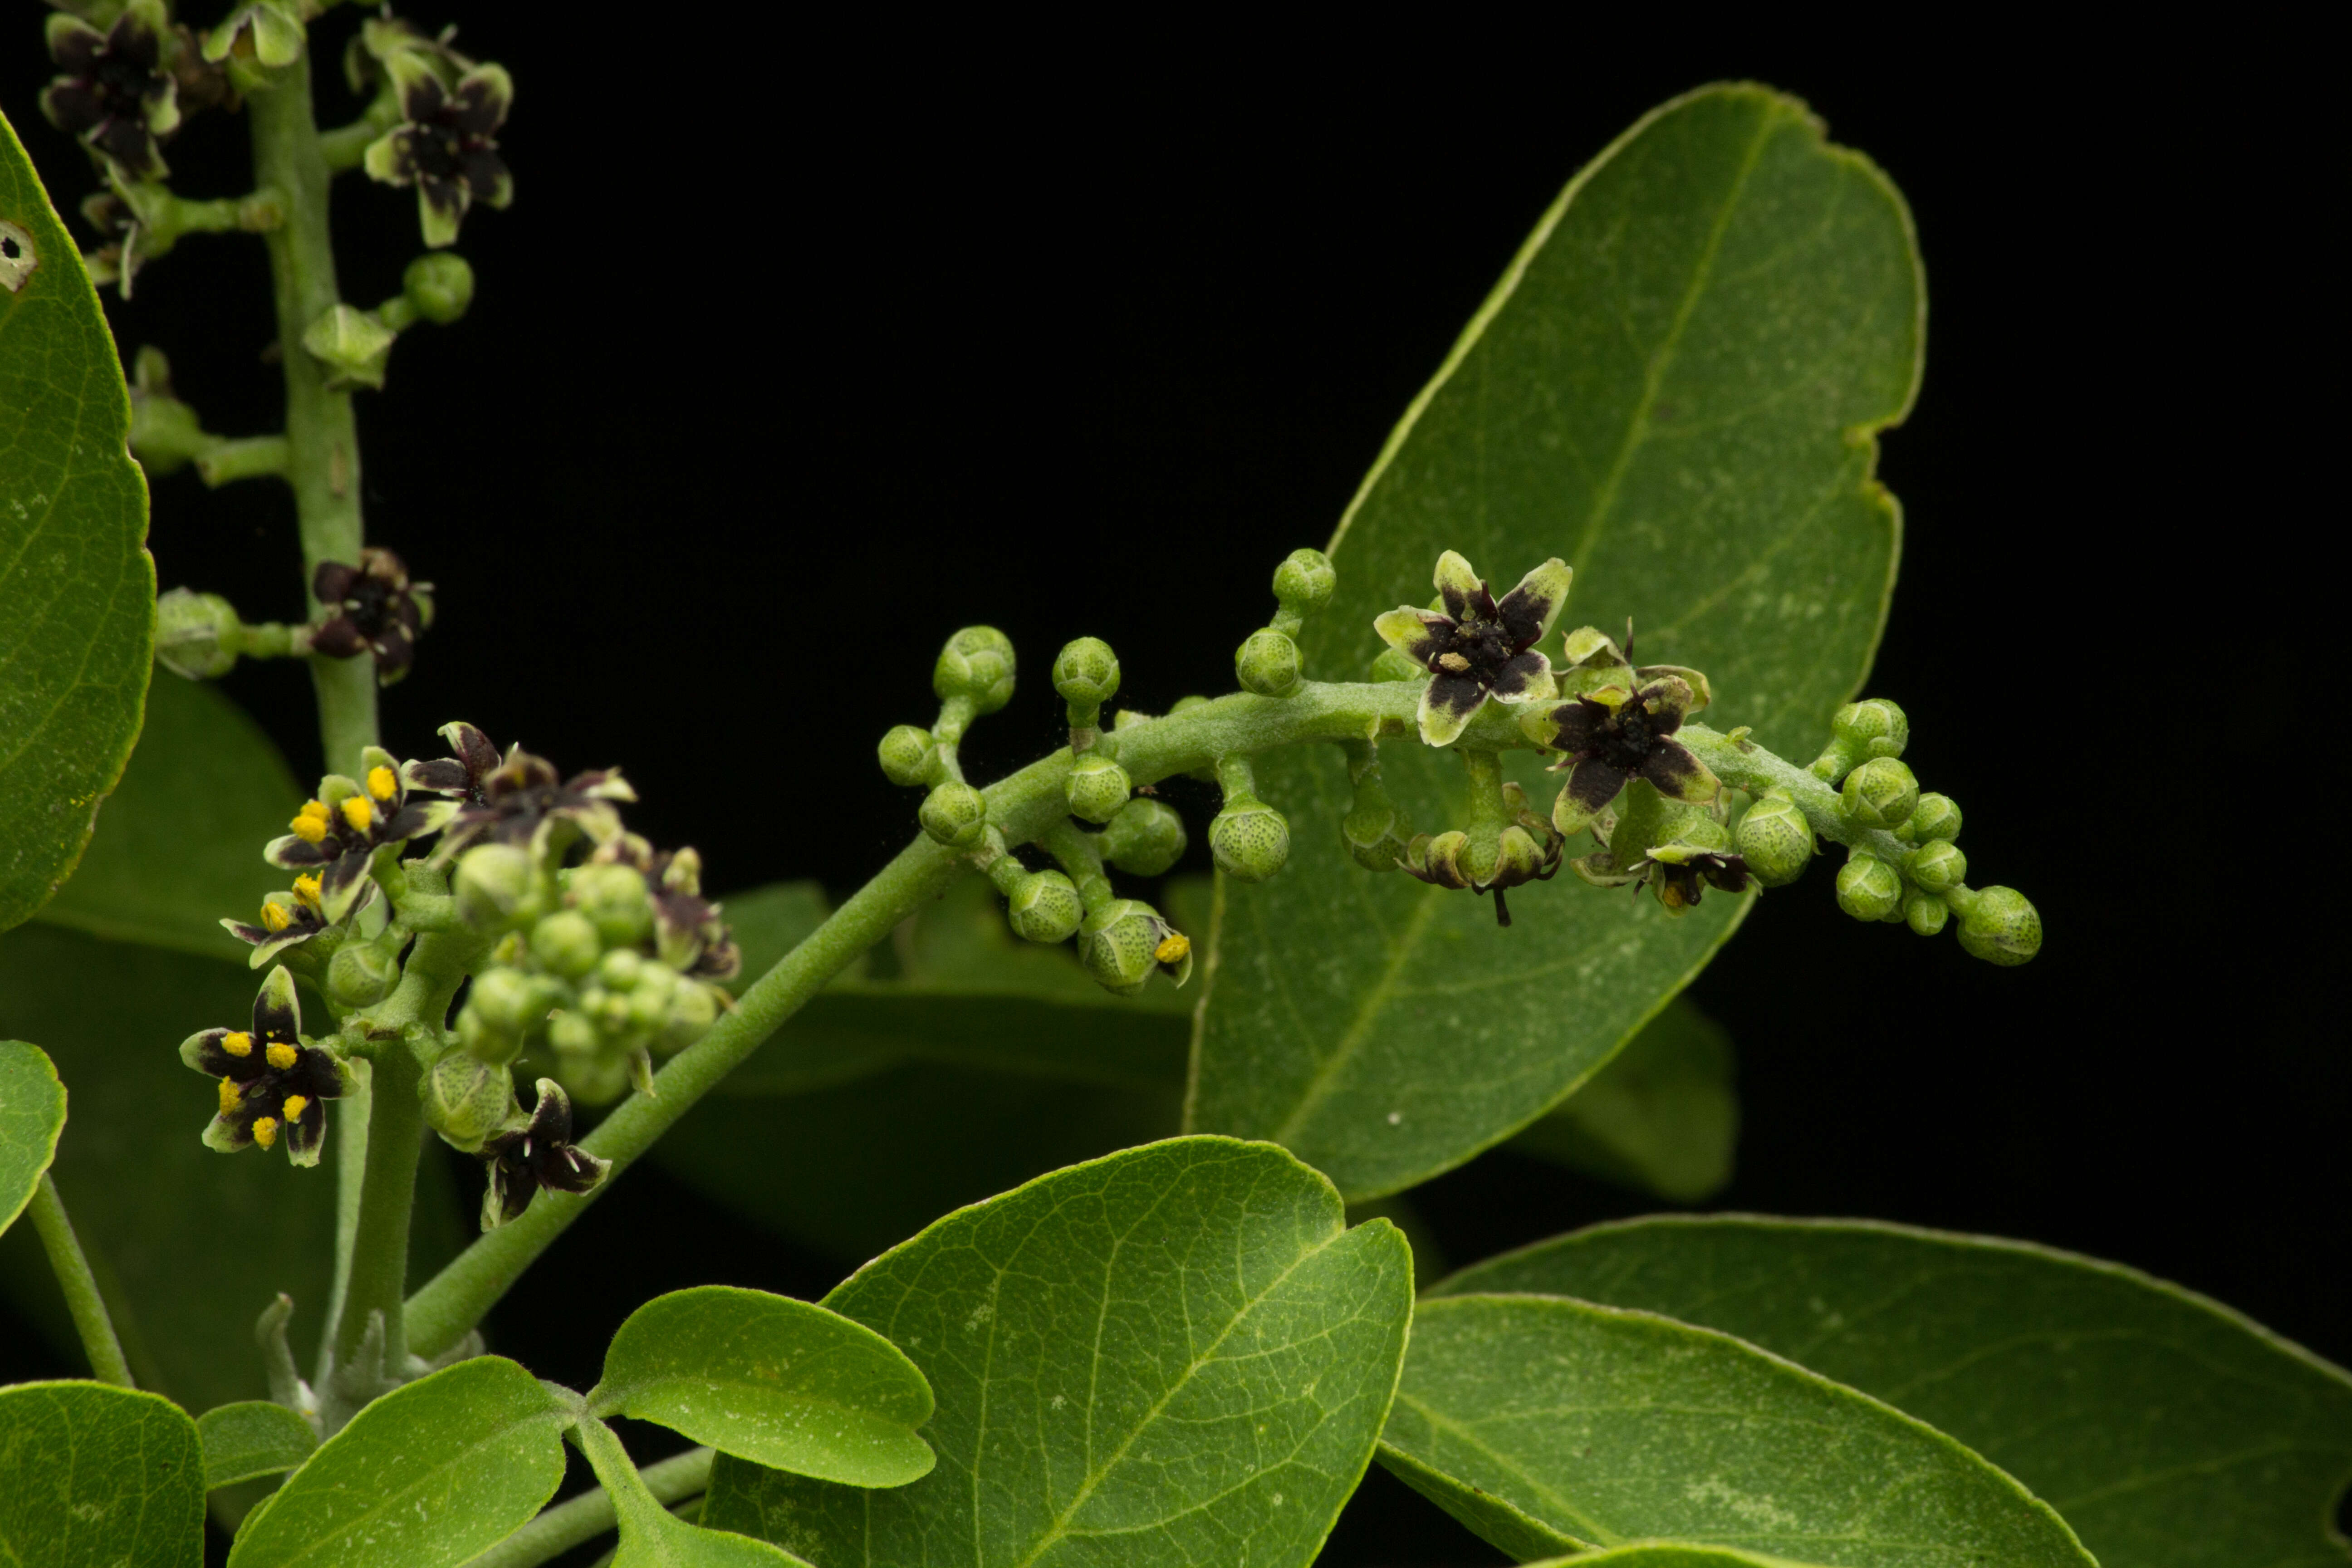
[1234,548,1337,698]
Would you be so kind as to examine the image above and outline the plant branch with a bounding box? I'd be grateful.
[459,1448,713,1568]
[1681,723,1908,863]
[27,1173,133,1388]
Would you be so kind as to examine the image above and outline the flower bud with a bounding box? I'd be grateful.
[1006,870,1083,944]
[569,863,654,948]
[933,626,1016,714]
[1078,899,1191,996]
[1098,798,1186,876]
[1835,854,1904,922]
[420,1052,515,1151]
[1906,839,1967,892]
[920,780,989,847]
[402,252,475,324]
[1955,886,2041,966]
[1904,890,1951,936]
[596,947,643,989]
[1414,830,1473,890]
[300,303,397,392]
[1833,698,1909,760]
[1369,647,1421,683]
[1271,548,1337,614]
[1492,824,1544,885]
[547,1009,598,1057]
[456,1003,521,1066]
[1051,637,1121,708]
[325,939,400,1009]
[659,978,720,1054]
[530,910,603,980]
[455,843,537,930]
[1210,799,1290,882]
[561,1052,632,1107]
[1235,628,1303,697]
[1906,792,1962,843]
[470,965,558,1036]
[1732,790,1813,887]
[1064,754,1132,825]
[877,725,941,787]
[154,588,241,679]
[1342,796,1410,872]
[1841,757,1919,830]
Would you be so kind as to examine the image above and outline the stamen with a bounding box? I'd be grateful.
[265,1042,299,1070]
[261,901,294,933]
[1154,932,1191,965]
[218,1079,241,1113]
[293,873,323,908]
[221,1031,254,1057]
[251,1116,279,1149]
[340,796,375,832]
[290,802,330,843]
[367,765,398,801]
[280,1094,309,1122]
[1436,652,1473,674]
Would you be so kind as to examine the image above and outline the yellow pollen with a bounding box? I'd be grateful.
[289,804,329,843]
[218,1079,241,1113]
[260,901,294,933]
[251,1117,279,1149]
[1154,932,1191,965]
[280,1094,309,1122]
[265,1042,299,1070]
[293,873,323,908]
[340,796,375,832]
[1436,652,1473,674]
[221,1031,254,1057]
[368,765,398,800]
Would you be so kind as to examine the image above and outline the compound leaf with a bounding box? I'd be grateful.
[0,1379,204,1568]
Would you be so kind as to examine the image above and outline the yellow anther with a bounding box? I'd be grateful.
[368,765,398,801]
[221,1031,254,1057]
[1154,931,1192,965]
[296,799,330,822]
[265,1042,299,1070]
[1436,652,1473,674]
[340,795,375,832]
[218,1079,241,1113]
[251,1117,279,1149]
[279,1094,309,1122]
[260,901,294,933]
[292,873,322,909]
[289,802,329,843]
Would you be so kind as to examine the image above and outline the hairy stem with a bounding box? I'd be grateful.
[1681,724,1908,863]
[27,1174,133,1388]
[461,1448,713,1568]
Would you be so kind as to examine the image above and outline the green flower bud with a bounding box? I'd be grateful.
[455,843,537,931]
[1271,548,1337,613]
[1078,899,1191,997]
[1414,829,1473,890]
[1907,792,1962,843]
[1906,839,1967,892]
[547,1009,598,1057]
[154,588,241,680]
[530,909,603,981]
[1905,889,1951,936]
[1098,798,1186,876]
[1835,854,1904,922]
[1210,799,1290,882]
[1732,790,1813,888]
[920,780,989,848]
[420,1051,515,1151]
[933,626,1016,714]
[569,863,654,948]
[595,947,644,989]
[325,938,400,1009]
[470,965,558,1036]
[1342,795,1410,872]
[455,1003,520,1066]
[1833,698,1909,760]
[1006,869,1083,944]
[561,1052,632,1108]
[1841,757,1920,830]
[300,303,397,392]
[1492,824,1544,885]
[1235,628,1303,698]
[659,978,720,1054]
[877,724,941,787]
[1955,886,2042,966]
[1052,637,1121,708]
[1064,754,1132,825]
[402,252,475,324]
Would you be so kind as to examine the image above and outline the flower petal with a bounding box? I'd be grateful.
[1552,700,1607,755]
[1636,664,1712,714]
[1635,675,1696,728]
[1431,550,1485,623]
[1416,672,1486,747]
[524,1078,573,1147]
[1638,739,1718,804]
[404,757,472,794]
[253,965,302,1039]
[181,1028,241,1078]
[309,616,368,659]
[444,721,499,778]
[1373,608,1445,667]
[543,1145,610,1197]
[284,1096,329,1166]
[1494,557,1573,648]
[1566,756,1631,815]
[1487,649,1557,703]
[39,80,103,137]
[316,848,376,924]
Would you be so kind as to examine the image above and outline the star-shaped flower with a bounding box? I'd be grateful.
[309,549,433,685]
[1523,672,1718,835]
[477,1078,608,1230]
[266,747,459,922]
[1573,819,1750,916]
[39,3,181,181]
[409,729,634,862]
[362,54,514,248]
[220,871,362,968]
[180,967,353,1164]
[400,720,500,802]
[1374,552,1573,745]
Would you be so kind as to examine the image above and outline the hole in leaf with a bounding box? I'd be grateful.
[0,221,34,292]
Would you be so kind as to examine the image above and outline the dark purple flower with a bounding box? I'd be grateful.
[266,746,459,922]
[40,6,181,180]
[310,548,433,685]
[1374,551,1573,746]
[363,57,514,248]
[478,1078,608,1229]
[1529,673,1719,834]
[179,967,352,1165]
[407,727,635,861]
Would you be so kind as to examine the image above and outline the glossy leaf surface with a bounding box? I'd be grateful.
[228,1356,570,1568]
[591,1285,935,1487]
[1434,1217,2352,1568]
[1381,1294,2093,1565]
[0,110,154,932]
[1524,1550,1837,1568]
[197,1399,318,1490]
[1505,997,1736,1201]
[701,1137,1414,1566]
[0,1037,65,1235]
[612,1509,809,1567]
[1194,83,1921,1199]
[0,1380,204,1567]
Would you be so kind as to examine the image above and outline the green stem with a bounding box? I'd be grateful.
[27,1173,133,1388]
[460,1448,712,1568]
[1041,817,1114,911]
[194,434,290,486]
[559,1423,710,1562]
[1681,724,1909,864]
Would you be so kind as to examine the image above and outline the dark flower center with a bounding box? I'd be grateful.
[1442,614,1516,678]
[1590,700,1660,770]
[90,51,157,118]
[338,574,405,637]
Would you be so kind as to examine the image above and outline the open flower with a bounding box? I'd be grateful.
[1374,552,1572,745]
[180,967,353,1164]
[1573,823,1750,916]
[592,837,740,980]
[310,548,432,685]
[401,720,501,801]
[416,732,634,862]
[363,55,514,248]
[267,747,459,921]
[221,871,360,967]
[1524,672,1718,835]
[478,1078,609,1229]
[40,3,181,181]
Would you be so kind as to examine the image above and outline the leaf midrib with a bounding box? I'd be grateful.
[250,1409,565,1568]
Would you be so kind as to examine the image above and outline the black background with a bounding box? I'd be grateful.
[5,13,2344,1564]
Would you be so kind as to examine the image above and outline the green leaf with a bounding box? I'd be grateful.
[0,110,156,933]
[612,1509,809,1567]
[701,1136,1414,1566]
[227,1356,571,1568]
[0,1380,205,1567]
[1381,1294,2093,1566]
[35,674,305,960]
[197,1400,318,1490]
[1431,1217,2352,1568]
[1192,82,1921,1200]
[1505,997,1736,1201]
[1524,1550,1839,1568]
[588,1285,935,1487]
[0,1037,66,1235]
